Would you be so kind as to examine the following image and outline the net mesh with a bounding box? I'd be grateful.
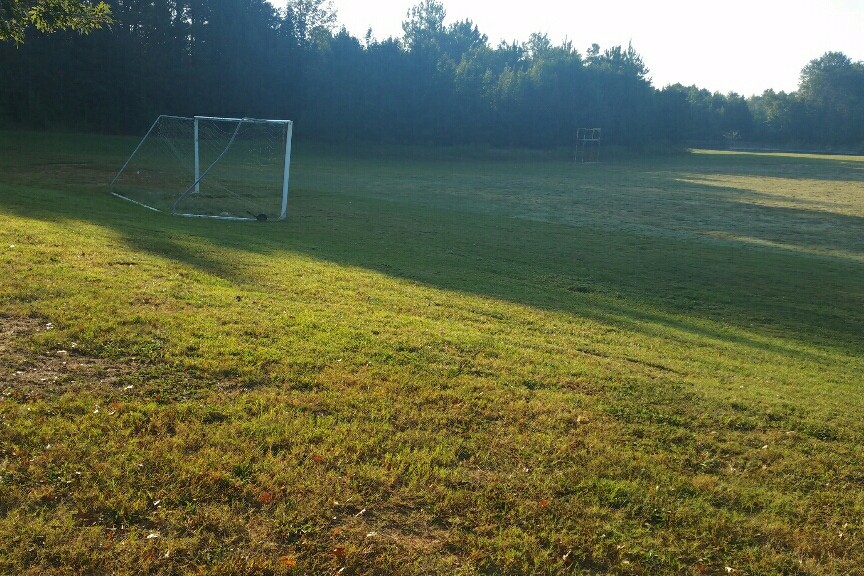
[111,116,290,220]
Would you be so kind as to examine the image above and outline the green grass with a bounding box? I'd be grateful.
[1,131,863,575]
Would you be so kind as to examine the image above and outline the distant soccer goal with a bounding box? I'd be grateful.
[110,115,293,221]
[576,127,601,164]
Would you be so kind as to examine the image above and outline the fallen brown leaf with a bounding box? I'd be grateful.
[257,491,273,504]
[279,555,297,568]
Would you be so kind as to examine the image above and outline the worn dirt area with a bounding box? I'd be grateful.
[1,315,136,401]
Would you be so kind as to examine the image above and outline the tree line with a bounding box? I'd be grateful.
[1,0,863,150]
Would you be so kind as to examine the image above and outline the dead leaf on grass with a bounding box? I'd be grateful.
[279,555,297,568]
[257,491,273,504]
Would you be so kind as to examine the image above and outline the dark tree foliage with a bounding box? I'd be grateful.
[1,0,862,150]
[747,53,864,149]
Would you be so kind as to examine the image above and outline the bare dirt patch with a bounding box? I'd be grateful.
[0,315,137,400]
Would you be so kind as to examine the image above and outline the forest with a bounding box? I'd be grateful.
[1,0,863,151]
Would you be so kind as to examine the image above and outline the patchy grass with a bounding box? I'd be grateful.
[1,131,863,575]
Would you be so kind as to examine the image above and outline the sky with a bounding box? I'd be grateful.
[318,0,864,97]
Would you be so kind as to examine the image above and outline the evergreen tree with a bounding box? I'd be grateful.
[1,0,861,150]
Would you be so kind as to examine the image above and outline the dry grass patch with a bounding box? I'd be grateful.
[1,315,142,401]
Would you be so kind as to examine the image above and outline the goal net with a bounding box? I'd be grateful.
[110,115,293,221]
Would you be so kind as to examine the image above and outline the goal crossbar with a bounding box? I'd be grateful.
[194,115,292,125]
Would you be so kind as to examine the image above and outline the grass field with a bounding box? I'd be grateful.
[1,131,863,575]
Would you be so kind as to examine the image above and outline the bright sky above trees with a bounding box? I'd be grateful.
[322,0,864,96]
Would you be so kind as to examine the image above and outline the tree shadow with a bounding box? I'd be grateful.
[280,186,864,356]
[633,175,864,259]
[1,140,862,357]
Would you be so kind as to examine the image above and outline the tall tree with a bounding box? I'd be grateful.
[401,0,445,54]
[797,52,864,145]
[284,0,336,48]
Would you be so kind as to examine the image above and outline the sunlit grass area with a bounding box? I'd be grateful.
[1,132,863,574]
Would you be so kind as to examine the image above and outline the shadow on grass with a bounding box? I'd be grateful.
[634,179,864,258]
[1,139,863,357]
[283,188,863,357]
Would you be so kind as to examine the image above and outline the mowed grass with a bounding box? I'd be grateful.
[1,131,863,575]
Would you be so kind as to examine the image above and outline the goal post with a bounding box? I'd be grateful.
[110,115,294,221]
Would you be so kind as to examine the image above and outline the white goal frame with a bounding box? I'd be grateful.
[110,115,293,222]
[576,127,601,164]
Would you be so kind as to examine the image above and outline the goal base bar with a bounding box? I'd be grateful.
[110,192,161,213]
[174,213,261,222]
[113,193,272,222]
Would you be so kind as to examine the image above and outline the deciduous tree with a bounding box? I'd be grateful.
[0,0,110,44]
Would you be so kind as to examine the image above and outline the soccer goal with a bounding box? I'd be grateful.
[110,115,293,221]
[576,127,601,163]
